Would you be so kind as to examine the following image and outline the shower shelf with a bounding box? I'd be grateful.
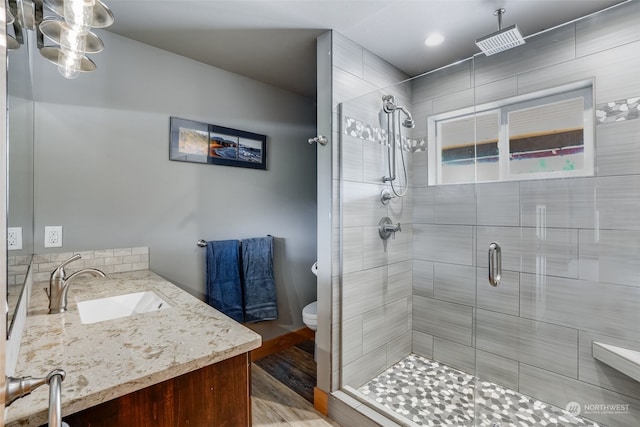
[593,342,640,383]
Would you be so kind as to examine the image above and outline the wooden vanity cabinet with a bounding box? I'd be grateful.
[60,353,251,427]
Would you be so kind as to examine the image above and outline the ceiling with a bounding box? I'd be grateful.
[105,0,628,98]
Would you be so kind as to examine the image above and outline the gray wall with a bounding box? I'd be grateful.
[31,31,317,340]
[410,2,640,427]
[7,37,34,259]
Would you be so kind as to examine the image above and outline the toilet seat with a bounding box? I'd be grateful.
[302,301,317,331]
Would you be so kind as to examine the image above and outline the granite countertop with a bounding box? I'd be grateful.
[6,270,262,427]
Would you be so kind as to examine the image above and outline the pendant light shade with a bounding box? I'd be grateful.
[7,0,114,79]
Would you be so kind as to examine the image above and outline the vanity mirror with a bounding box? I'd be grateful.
[6,7,35,338]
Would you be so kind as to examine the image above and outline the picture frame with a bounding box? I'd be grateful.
[169,117,267,170]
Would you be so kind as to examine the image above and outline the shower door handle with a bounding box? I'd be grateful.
[488,242,501,287]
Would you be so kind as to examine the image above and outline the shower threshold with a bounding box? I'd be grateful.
[353,354,603,427]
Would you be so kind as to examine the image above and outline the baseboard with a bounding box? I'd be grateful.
[250,327,315,362]
[314,387,329,415]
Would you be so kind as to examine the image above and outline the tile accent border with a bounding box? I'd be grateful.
[412,137,427,152]
[344,117,387,145]
[30,247,150,282]
[596,97,640,125]
[344,116,415,152]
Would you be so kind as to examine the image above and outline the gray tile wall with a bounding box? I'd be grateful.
[332,32,413,389]
[409,2,640,426]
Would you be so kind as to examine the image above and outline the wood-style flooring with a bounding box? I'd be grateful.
[252,340,341,426]
[254,340,317,403]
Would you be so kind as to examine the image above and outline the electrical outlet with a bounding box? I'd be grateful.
[7,227,22,250]
[44,226,63,248]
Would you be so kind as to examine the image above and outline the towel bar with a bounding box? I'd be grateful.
[198,235,273,247]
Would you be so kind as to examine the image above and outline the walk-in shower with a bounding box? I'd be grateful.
[382,94,413,198]
[337,2,640,426]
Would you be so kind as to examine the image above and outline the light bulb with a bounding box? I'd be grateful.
[64,0,96,33]
[7,7,15,26]
[59,23,87,53]
[57,48,82,79]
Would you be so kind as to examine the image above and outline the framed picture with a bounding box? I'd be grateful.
[169,117,267,170]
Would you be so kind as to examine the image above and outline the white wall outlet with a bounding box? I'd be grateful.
[7,227,22,250]
[44,226,63,248]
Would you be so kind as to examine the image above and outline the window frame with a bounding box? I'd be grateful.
[427,80,594,186]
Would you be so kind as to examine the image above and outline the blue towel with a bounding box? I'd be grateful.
[241,236,278,323]
[206,240,244,323]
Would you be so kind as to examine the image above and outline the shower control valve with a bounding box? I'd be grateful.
[379,217,401,240]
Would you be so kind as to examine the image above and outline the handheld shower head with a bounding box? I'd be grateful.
[382,94,396,114]
[382,94,414,127]
[381,94,410,198]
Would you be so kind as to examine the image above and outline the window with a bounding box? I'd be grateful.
[428,82,594,185]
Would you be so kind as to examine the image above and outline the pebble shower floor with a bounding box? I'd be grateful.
[358,354,603,427]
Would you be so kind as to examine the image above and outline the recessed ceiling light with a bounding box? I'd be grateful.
[424,33,444,47]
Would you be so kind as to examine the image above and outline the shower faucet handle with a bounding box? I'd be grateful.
[378,217,401,240]
[389,222,402,239]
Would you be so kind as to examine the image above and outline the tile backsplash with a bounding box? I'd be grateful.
[7,255,32,286]
[29,246,149,283]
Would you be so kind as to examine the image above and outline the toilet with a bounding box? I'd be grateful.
[302,301,317,331]
[302,262,318,331]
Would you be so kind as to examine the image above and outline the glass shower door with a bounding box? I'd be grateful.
[470,4,640,425]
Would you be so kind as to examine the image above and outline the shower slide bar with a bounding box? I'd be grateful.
[488,242,502,287]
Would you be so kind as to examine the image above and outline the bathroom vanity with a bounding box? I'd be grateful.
[5,270,261,427]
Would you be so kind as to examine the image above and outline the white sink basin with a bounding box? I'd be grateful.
[77,291,171,324]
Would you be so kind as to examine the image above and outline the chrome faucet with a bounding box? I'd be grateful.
[45,254,106,314]
[6,369,66,427]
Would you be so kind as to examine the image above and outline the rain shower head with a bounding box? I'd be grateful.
[475,8,525,56]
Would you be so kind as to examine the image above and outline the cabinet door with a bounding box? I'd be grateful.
[63,353,251,427]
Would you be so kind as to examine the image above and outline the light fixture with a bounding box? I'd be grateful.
[5,1,21,50]
[6,0,114,79]
[424,33,444,47]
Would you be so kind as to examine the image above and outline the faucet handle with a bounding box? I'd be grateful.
[51,254,82,279]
